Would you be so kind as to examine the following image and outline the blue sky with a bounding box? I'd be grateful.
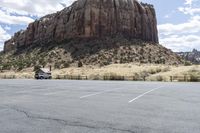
[0,0,200,52]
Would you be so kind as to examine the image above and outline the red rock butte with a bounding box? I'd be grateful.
[4,0,159,52]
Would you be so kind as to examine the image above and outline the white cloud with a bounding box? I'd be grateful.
[0,45,3,51]
[160,35,200,52]
[158,15,200,52]
[0,10,34,25]
[159,0,200,52]
[158,15,200,35]
[178,0,200,15]
[0,26,10,42]
[0,26,11,51]
[0,0,76,17]
[178,7,200,15]
[184,0,193,6]
[4,26,11,31]
[0,0,76,25]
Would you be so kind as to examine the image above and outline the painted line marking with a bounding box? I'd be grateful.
[128,86,164,103]
[44,90,69,96]
[80,87,124,99]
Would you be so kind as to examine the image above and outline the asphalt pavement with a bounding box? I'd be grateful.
[0,80,200,133]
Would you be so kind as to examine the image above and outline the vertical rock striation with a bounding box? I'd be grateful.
[4,0,159,52]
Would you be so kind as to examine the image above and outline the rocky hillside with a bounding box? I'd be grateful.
[177,49,200,64]
[0,37,183,71]
[4,0,158,52]
[0,0,184,71]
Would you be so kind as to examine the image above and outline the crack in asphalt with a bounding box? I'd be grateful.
[5,106,135,133]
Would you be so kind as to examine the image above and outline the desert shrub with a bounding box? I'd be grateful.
[184,61,192,66]
[104,72,117,77]
[140,60,148,64]
[139,71,149,81]
[140,71,149,77]
[155,60,160,64]
[89,74,100,80]
[189,68,199,73]
[149,69,157,74]
[103,73,124,80]
[16,60,25,71]
[133,73,140,80]
[155,75,164,81]
[162,67,171,72]
[139,48,144,55]
[34,65,41,71]
[173,76,187,82]
[63,62,70,68]
[25,61,32,68]
[2,63,12,70]
[17,66,24,71]
[55,75,61,79]
[54,62,62,69]
[189,75,200,82]
[120,58,124,64]
[39,58,46,66]
[160,58,166,64]
[78,61,83,67]
[156,68,162,73]
[47,58,53,63]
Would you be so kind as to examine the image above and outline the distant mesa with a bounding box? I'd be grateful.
[176,49,200,64]
[4,0,159,52]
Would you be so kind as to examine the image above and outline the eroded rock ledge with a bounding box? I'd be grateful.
[4,0,159,52]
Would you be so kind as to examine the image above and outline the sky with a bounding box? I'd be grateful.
[0,0,200,52]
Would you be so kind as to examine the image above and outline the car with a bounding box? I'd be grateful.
[35,68,52,79]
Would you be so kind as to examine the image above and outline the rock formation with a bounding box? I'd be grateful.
[4,0,159,52]
[176,49,200,64]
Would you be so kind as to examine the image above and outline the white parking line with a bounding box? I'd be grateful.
[80,87,124,99]
[128,86,164,103]
[44,90,69,96]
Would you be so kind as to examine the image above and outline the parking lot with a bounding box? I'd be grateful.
[0,80,200,133]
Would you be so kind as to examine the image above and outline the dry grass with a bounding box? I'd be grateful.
[0,68,34,79]
[0,64,200,81]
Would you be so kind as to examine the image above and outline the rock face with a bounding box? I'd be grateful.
[4,0,159,52]
[177,49,200,64]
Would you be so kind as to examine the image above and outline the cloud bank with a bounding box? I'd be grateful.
[0,26,11,50]
[158,0,200,52]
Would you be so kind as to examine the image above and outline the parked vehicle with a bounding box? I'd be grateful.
[35,68,52,79]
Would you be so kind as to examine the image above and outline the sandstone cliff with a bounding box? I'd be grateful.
[4,0,158,52]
